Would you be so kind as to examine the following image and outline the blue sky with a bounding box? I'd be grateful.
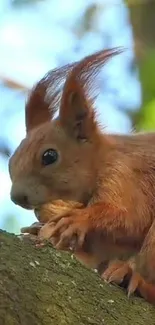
[0,0,142,233]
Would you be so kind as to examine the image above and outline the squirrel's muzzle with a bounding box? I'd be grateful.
[10,185,31,209]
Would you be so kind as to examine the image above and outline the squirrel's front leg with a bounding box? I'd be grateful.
[38,205,91,250]
[38,201,138,251]
[20,200,84,249]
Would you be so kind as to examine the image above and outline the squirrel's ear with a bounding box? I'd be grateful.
[59,79,96,140]
[25,62,75,133]
[59,47,124,140]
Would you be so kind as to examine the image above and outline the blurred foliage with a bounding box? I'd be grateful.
[127,0,155,131]
[2,214,20,234]
[1,0,155,233]
[11,0,155,132]
[74,4,98,37]
[129,1,155,48]
[136,49,155,130]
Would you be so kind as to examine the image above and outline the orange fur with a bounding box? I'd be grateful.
[9,47,155,305]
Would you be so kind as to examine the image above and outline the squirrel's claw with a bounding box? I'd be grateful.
[127,272,141,297]
[102,260,132,285]
[38,209,89,251]
[102,259,155,304]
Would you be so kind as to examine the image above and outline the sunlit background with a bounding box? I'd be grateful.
[0,0,155,234]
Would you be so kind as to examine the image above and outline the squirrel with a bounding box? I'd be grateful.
[9,48,155,305]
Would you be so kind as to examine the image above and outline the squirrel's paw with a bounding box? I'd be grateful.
[38,209,89,251]
[35,200,83,223]
[20,222,46,247]
[102,259,155,304]
[101,260,132,285]
[21,222,43,236]
[127,272,155,304]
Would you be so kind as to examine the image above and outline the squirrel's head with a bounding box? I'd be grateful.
[9,48,123,210]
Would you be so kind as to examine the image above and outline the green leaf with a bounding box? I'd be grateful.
[138,49,155,104]
[137,99,155,131]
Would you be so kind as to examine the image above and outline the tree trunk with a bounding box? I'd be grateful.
[0,230,154,325]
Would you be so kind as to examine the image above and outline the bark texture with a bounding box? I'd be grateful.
[0,230,154,325]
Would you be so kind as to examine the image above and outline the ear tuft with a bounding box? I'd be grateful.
[25,62,76,133]
[59,47,124,140]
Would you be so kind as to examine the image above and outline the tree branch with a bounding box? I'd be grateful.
[0,230,154,325]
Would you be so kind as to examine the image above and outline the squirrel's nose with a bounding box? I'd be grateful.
[11,188,30,209]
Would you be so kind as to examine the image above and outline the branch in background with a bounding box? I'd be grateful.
[0,139,12,158]
[0,76,30,92]
[11,0,44,7]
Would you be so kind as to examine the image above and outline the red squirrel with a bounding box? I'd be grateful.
[9,48,155,305]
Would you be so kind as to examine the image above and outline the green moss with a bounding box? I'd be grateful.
[0,230,154,325]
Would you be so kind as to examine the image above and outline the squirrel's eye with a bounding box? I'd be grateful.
[42,149,58,166]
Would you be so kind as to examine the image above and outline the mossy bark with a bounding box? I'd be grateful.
[0,230,154,325]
